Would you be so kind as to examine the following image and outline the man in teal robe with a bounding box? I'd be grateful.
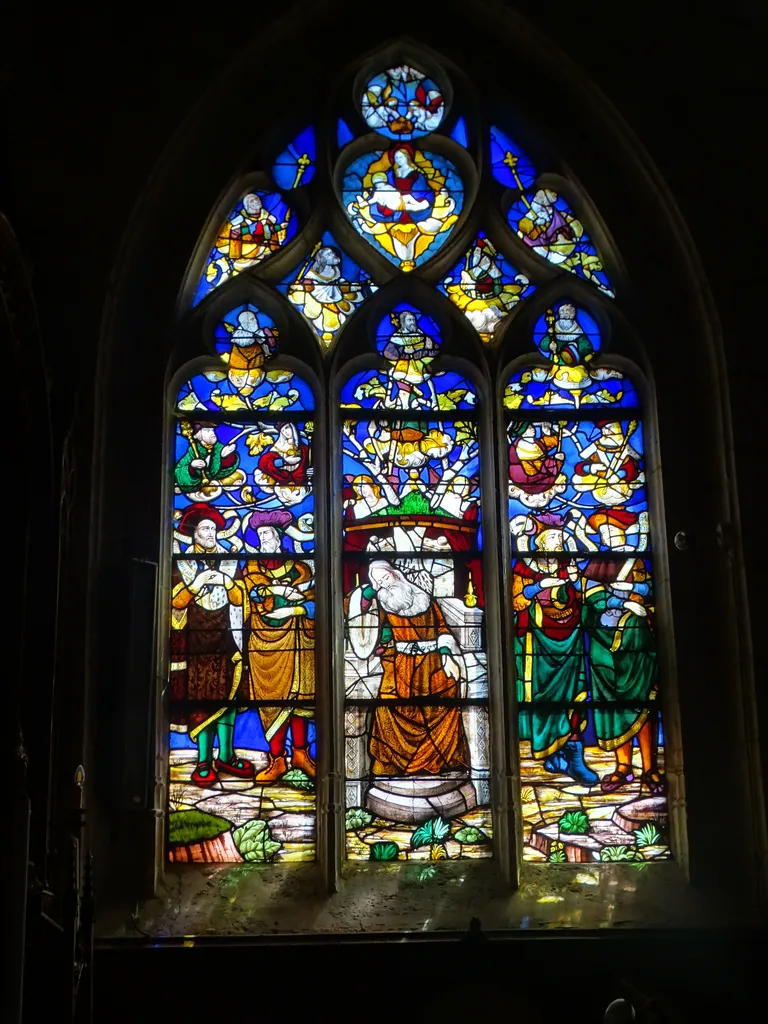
[513,527,597,785]
[582,558,665,794]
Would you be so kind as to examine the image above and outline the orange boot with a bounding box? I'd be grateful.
[291,746,316,778]
[254,754,288,784]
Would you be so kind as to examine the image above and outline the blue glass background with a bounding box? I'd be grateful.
[176,368,314,413]
[272,126,316,190]
[450,117,468,147]
[340,367,477,409]
[337,117,355,149]
[490,126,537,191]
[505,366,638,410]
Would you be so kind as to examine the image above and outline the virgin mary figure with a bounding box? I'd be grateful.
[348,143,459,270]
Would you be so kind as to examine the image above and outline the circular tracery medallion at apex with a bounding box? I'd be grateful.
[360,64,446,140]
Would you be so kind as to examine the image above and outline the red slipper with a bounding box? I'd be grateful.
[190,761,218,787]
[214,756,255,779]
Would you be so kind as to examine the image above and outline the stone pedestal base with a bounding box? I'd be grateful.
[365,774,477,824]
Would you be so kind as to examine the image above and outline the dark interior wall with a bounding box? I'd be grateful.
[2,0,766,903]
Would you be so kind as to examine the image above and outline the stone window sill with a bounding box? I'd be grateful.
[96,859,744,939]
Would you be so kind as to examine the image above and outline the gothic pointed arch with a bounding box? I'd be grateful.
[90,1,765,926]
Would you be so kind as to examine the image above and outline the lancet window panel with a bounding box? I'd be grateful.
[168,306,319,866]
[503,301,669,866]
[339,304,493,861]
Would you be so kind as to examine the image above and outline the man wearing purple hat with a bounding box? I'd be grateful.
[244,509,316,783]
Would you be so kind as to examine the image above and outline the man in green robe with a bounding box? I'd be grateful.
[175,421,241,494]
[544,303,595,364]
[582,557,665,795]
[513,526,597,785]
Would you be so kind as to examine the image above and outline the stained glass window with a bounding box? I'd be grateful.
[505,303,668,864]
[170,306,316,864]
[341,306,492,861]
[171,48,678,881]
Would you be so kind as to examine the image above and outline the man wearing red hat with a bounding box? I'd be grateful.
[170,504,254,786]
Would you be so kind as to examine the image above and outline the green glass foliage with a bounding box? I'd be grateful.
[168,810,231,845]
[558,810,591,835]
[411,817,451,848]
[548,841,566,863]
[454,826,489,844]
[282,768,315,791]
[370,841,399,861]
[233,819,282,862]
[599,845,644,862]
[635,823,662,847]
[346,807,374,830]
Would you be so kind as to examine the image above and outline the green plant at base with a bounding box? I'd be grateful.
[282,768,315,791]
[370,841,399,861]
[549,849,566,863]
[412,816,452,861]
[600,845,644,862]
[635,822,662,847]
[168,810,231,846]
[558,809,590,835]
[232,819,282,862]
[346,807,374,831]
[412,817,451,848]
[454,826,489,844]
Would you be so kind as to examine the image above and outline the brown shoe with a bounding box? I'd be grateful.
[254,754,288,785]
[291,746,316,778]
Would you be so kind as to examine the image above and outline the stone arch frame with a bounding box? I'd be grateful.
[91,1,765,913]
